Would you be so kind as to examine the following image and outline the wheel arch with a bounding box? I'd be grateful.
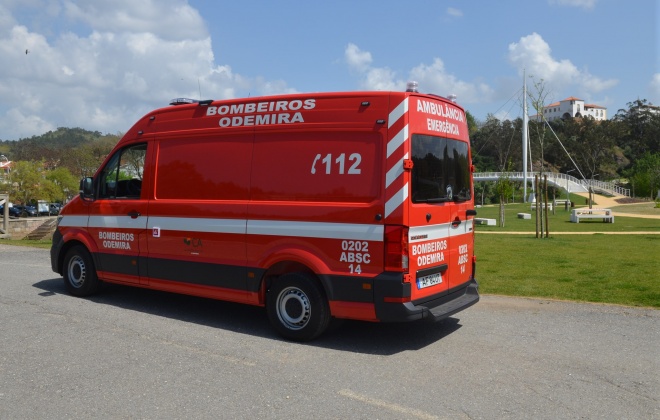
[56,230,99,275]
[257,250,333,305]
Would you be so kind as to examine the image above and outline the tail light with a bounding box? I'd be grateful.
[384,225,409,272]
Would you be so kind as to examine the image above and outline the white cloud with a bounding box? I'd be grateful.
[363,67,400,91]
[508,32,617,100]
[344,43,400,90]
[345,43,373,73]
[549,0,598,10]
[0,1,293,139]
[447,8,463,18]
[0,5,18,34]
[409,59,494,104]
[62,0,208,41]
[344,44,493,105]
[4,108,56,138]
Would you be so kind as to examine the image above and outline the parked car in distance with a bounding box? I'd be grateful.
[49,203,62,215]
[13,205,38,217]
[0,205,21,219]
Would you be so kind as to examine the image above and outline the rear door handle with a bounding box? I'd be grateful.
[128,211,141,219]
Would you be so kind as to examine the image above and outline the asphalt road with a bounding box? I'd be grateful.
[1,244,658,419]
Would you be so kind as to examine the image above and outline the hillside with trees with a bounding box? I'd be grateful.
[1,128,120,206]
[470,98,660,202]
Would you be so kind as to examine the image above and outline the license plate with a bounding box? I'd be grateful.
[417,273,442,289]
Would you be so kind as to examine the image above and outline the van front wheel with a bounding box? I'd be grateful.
[63,246,101,297]
[267,273,330,341]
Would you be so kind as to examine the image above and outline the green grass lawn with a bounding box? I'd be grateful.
[0,239,52,249]
[476,234,660,308]
[474,197,659,307]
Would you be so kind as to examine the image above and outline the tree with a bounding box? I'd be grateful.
[559,117,618,180]
[46,167,79,203]
[7,128,118,178]
[5,161,79,205]
[7,161,42,204]
[474,181,495,206]
[528,77,552,173]
[471,115,522,172]
[465,110,479,138]
[59,136,116,178]
[613,99,660,163]
[628,152,660,199]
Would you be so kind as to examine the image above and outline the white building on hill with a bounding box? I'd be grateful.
[532,96,607,121]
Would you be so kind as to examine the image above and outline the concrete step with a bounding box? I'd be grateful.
[24,218,58,240]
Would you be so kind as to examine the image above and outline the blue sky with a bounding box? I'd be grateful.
[0,0,657,140]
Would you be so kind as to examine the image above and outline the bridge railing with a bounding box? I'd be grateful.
[581,178,631,197]
[473,172,631,197]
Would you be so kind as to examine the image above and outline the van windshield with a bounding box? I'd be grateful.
[411,134,471,203]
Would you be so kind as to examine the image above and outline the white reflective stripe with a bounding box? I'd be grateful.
[410,221,475,241]
[450,228,474,238]
[447,219,475,237]
[147,216,246,234]
[248,220,384,241]
[388,98,408,128]
[61,214,383,241]
[387,125,408,158]
[88,215,147,229]
[409,223,451,241]
[58,215,89,228]
[385,153,408,189]
[384,184,408,218]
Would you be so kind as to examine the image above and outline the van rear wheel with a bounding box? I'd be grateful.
[63,245,101,297]
[267,273,330,341]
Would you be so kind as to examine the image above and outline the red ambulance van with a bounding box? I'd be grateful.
[51,88,479,341]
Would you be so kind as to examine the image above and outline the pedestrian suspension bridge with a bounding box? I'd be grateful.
[473,172,631,197]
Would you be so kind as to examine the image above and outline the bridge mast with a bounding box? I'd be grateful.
[522,70,529,203]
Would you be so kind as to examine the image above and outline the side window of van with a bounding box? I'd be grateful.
[98,143,147,199]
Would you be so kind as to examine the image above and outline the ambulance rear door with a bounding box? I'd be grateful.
[406,95,474,301]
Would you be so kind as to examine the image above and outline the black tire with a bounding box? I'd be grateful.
[63,245,101,297]
[266,273,331,341]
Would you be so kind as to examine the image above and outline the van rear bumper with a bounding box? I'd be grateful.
[375,278,479,322]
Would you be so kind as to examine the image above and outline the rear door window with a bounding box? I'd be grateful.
[411,134,471,203]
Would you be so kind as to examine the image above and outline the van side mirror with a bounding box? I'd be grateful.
[80,177,94,200]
